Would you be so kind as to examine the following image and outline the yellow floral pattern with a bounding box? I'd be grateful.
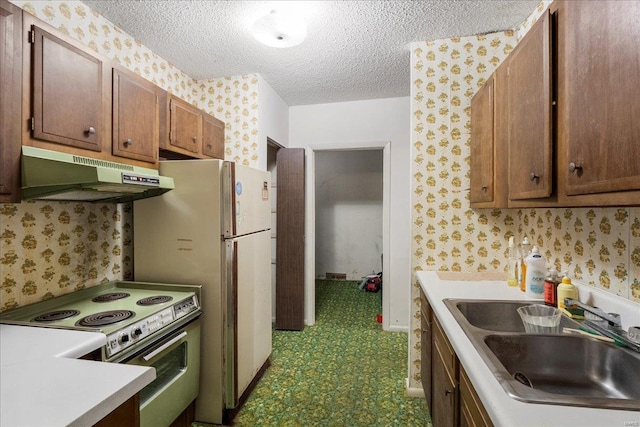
[1,202,131,311]
[408,1,640,388]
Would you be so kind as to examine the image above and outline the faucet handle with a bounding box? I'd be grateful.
[628,326,640,344]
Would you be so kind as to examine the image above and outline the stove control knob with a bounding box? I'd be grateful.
[119,333,129,344]
[132,327,143,338]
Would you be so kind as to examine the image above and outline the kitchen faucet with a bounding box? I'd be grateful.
[564,298,640,353]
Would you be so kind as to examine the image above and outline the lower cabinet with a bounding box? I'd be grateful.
[421,290,493,427]
[93,393,140,427]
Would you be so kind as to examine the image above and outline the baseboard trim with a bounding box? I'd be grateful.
[405,378,425,398]
[386,324,408,333]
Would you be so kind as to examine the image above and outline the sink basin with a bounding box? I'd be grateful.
[446,299,577,332]
[444,298,640,411]
[484,334,640,410]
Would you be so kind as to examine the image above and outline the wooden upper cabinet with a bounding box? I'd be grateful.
[470,76,495,205]
[0,0,22,203]
[31,24,103,152]
[169,96,201,154]
[560,0,640,196]
[507,9,552,200]
[112,67,158,164]
[202,113,225,159]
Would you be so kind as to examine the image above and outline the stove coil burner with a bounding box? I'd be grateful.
[92,292,130,303]
[76,310,135,327]
[33,310,80,322]
[136,295,173,306]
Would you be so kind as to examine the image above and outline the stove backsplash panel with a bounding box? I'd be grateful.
[0,201,133,312]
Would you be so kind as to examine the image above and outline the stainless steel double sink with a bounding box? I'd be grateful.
[444,299,640,411]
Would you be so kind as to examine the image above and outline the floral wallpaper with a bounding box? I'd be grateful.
[408,1,640,388]
[1,0,259,312]
[0,202,132,311]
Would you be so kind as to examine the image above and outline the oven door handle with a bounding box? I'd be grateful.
[142,331,187,362]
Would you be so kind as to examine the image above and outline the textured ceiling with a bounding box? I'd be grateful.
[81,0,540,106]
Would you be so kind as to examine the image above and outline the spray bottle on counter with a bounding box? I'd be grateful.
[507,236,519,287]
[519,237,531,292]
[524,246,546,298]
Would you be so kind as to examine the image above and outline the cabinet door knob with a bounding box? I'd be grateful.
[193,136,198,143]
[86,126,96,135]
[207,144,212,149]
[445,389,453,396]
[124,138,133,147]
[481,185,488,192]
[568,162,582,174]
[529,172,539,181]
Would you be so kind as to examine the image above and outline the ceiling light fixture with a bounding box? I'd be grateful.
[251,10,307,48]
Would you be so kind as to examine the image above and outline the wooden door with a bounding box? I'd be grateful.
[202,113,225,159]
[275,148,305,331]
[469,76,494,204]
[112,68,158,164]
[32,25,103,152]
[507,10,552,200]
[0,0,22,202]
[170,97,201,153]
[562,0,640,195]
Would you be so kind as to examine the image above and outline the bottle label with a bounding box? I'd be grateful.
[528,268,545,294]
[543,280,557,306]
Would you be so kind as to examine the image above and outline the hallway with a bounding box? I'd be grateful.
[230,279,430,426]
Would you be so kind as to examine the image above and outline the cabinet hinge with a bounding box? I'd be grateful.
[30,117,35,131]
[28,30,35,44]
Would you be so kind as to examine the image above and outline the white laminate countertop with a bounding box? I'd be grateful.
[417,271,640,427]
[0,324,155,427]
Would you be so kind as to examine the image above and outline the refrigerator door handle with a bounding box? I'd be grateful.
[222,161,234,238]
[223,239,238,408]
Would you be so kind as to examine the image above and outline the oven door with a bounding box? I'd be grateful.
[125,317,201,427]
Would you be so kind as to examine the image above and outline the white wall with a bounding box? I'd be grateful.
[289,97,411,330]
[315,150,383,280]
[258,75,290,170]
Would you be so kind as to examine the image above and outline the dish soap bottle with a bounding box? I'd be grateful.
[507,236,519,287]
[557,274,578,311]
[519,237,531,292]
[524,246,546,298]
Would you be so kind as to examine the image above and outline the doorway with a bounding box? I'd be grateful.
[266,139,279,324]
[305,142,391,329]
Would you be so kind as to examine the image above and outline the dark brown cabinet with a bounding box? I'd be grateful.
[460,366,494,427]
[559,0,640,199]
[202,113,225,159]
[420,289,433,409]
[507,8,552,201]
[431,316,458,427]
[31,24,105,152]
[470,1,640,207]
[112,67,159,163]
[166,96,225,160]
[0,0,22,203]
[469,75,494,205]
[421,295,493,427]
[169,96,201,154]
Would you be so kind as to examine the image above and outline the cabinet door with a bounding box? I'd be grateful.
[170,97,201,154]
[470,76,494,204]
[0,0,22,203]
[562,0,640,195]
[112,68,158,164]
[202,113,225,159]
[507,10,552,200]
[431,339,458,427]
[420,290,433,410]
[460,366,493,427]
[32,25,103,152]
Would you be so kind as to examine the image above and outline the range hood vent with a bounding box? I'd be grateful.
[21,146,174,203]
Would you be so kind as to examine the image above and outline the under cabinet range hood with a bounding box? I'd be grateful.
[21,146,174,203]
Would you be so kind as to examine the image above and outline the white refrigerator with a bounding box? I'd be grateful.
[133,159,272,424]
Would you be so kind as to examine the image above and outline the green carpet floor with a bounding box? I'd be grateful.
[197,279,431,426]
